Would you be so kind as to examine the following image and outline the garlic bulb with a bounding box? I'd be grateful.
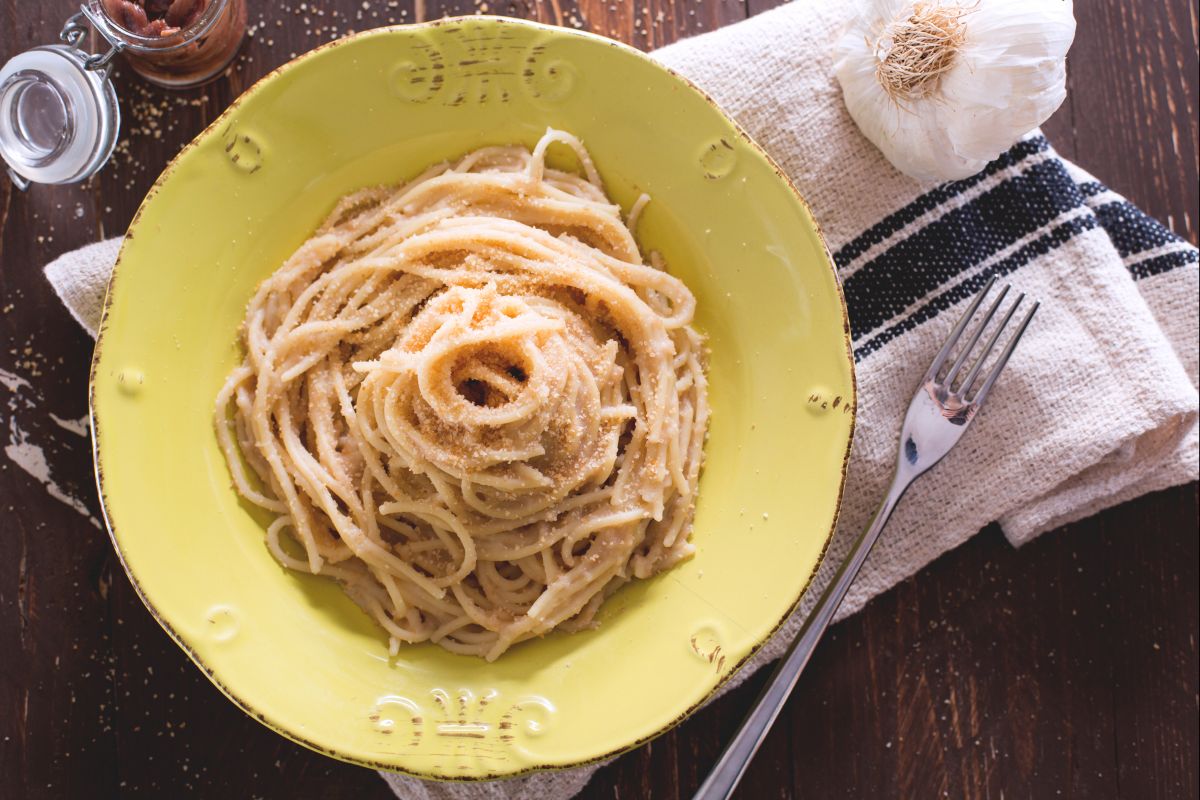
[833,0,1076,182]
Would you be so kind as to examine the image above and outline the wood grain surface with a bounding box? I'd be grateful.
[1,1,1196,798]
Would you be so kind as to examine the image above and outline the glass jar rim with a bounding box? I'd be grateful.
[84,0,230,53]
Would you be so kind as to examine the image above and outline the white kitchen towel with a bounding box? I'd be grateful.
[43,2,1199,799]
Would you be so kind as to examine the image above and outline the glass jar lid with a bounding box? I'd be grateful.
[0,10,122,189]
[0,44,120,189]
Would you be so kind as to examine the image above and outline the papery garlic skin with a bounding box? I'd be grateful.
[833,0,1076,182]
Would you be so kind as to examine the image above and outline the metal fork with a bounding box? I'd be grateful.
[694,277,1038,800]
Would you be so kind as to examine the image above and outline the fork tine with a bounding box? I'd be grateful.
[944,284,1010,387]
[959,292,1024,396]
[924,276,997,382]
[971,301,1039,404]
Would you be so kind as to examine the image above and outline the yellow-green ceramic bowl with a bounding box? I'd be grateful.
[91,17,855,779]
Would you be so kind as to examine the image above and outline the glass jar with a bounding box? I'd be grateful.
[86,0,249,88]
[0,2,249,187]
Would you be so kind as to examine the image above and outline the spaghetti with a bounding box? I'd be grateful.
[215,129,709,660]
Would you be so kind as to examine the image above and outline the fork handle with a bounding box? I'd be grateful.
[692,472,910,800]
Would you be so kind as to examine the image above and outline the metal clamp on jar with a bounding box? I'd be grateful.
[0,0,247,189]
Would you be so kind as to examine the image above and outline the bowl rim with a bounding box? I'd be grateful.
[88,14,857,780]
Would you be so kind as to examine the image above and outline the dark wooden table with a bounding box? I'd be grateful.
[2,2,1196,798]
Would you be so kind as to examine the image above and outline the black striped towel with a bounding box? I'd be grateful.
[44,2,1198,798]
